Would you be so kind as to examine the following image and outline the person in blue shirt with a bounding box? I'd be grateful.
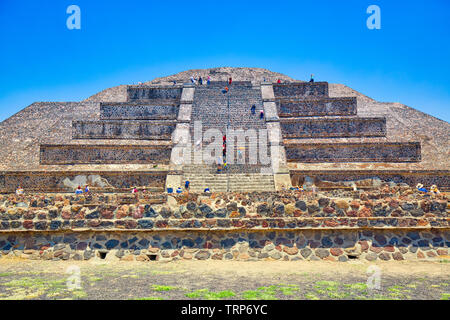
[185,180,190,190]
[416,183,428,193]
[176,187,183,193]
[75,186,83,194]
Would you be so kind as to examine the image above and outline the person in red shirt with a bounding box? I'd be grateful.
[277,79,281,84]
[228,77,232,85]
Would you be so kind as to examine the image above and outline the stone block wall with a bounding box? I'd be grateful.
[0,190,447,261]
[100,103,179,120]
[277,97,357,117]
[72,120,176,140]
[0,171,168,192]
[285,142,421,162]
[273,82,329,98]
[127,87,182,101]
[280,117,386,138]
[1,229,448,262]
[39,144,172,165]
[290,171,450,190]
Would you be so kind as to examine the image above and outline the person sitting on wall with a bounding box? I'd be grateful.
[185,180,190,190]
[199,76,203,85]
[309,74,314,82]
[259,110,264,119]
[84,184,90,193]
[228,77,232,85]
[204,187,211,193]
[176,187,183,193]
[222,86,229,94]
[132,186,139,194]
[75,185,83,195]
[251,104,256,115]
[15,185,24,196]
[416,183,428,193]
[207,76,211,85]
[430,185,440,195]
[277,79,281,84]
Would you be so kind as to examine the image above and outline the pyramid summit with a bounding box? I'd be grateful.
[0,67,448,192]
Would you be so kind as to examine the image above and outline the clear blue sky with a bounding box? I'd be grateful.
[0,0,449,122]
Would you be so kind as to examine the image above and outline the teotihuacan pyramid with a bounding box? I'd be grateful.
[0,67,448,192]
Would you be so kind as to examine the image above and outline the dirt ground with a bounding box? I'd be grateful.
[0,257,448,300]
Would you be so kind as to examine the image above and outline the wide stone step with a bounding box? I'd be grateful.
[100,102,179,120]
[72,120,176,140]
[40,144,172,165]
[127,86,182,101]
[280,117,386,138]
[285,142,421,163]
[276,97,357,117]
[273,82,328,98]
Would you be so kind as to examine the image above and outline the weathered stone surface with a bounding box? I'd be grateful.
[315,248,330,259]
[300,248,312,259]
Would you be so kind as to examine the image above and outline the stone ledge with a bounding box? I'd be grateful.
[0,229,448,262]
[72,120,176,140]
[285,142,421,163]
[273,82,329,98]
[277,97,357,117]
[0,171,169,193]
[280,117,386,138]
[127,87,182,101]
[100,103,179,120]
[0,217,447,232]
[39,144,172,165]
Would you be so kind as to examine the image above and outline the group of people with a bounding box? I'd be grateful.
[171,180,190,194]
[416,183,440,195]
[189,75,235,87]
[250,104,264,119]
[190,75,214,86]
[75,185,90,194]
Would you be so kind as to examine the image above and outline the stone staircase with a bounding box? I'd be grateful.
[183,82,275,192]
[181,165,275,193]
